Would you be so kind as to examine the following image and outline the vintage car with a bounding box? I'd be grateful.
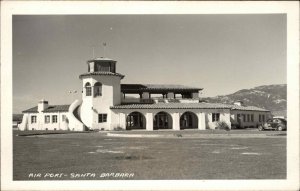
[258,118,287,131]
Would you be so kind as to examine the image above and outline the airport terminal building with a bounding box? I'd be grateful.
[19,58,271,131]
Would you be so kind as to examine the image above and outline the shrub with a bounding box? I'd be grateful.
[174,133,183,138]
[113,126,124,131]
[216,121,230,131]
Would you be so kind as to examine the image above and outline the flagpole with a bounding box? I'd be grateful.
[103,42,107,57]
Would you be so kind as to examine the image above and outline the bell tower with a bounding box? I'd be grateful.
[79,57,125,130]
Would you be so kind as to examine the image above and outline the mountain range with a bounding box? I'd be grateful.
[203,84,287,116]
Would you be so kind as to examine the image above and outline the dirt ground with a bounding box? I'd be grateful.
[13,130,286,180]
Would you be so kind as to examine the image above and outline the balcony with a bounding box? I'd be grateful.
[121,98,154,104]
[121,97,200,104]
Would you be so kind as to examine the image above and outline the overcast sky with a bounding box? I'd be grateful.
[13,14,286,113]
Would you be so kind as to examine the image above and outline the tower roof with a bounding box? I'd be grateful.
[87,57,116,62]
[79,71,125,79]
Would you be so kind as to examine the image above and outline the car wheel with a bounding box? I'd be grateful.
[277,126,283,131]
[258,125,263,131]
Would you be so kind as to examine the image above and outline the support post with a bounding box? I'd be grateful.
[142,92,150,99]
[172,113,180,130]
[192,92,199,98]
[197,112,206,130]
[146,113,153,131]
[167,92,174,99]
[119,113,127,130]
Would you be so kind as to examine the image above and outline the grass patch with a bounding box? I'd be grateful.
[114,155,153,160]
[13,132,286,180]
[16,130,94,136]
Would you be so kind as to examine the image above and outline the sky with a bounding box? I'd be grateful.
[13,14,286,113]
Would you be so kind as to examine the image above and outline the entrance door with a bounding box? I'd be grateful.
[237,114,242,127]
[154,112,172,130]
[180,112,198,129]
[126,112,145,130]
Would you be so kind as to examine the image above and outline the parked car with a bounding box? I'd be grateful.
[258,118,287,131]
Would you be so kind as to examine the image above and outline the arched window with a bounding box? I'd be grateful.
[85,82,92,96]
[94,82,102,97]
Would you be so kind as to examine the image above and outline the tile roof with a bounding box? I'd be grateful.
[111,102,269,111]
[22,106,39,113]
[231,105,269,112]
[23,105,70,113]
[44,105,70,113]
[121,84,202,91]
[22,103,268,113]
[111,103,232,109]
[79,72,125,79]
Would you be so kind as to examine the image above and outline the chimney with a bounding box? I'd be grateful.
[234,100,244,106]
[38,99,48,112]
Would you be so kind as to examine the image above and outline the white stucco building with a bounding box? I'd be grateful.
[19,57,271,131]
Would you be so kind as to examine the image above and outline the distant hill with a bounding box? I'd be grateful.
[13,114,23,122]
[203,84,287,116]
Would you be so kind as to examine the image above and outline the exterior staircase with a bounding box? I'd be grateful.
[68,100,86,131]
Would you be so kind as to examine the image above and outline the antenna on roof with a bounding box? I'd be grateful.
[103,42,107,57]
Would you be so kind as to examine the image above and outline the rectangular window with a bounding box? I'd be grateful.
[45,115,50,123]
[251,114,254,122]
[31,116,37,123]
[242,114,246,122]
[99,66,110,72]
[62,115,66,122]
[86,87,92,96]
[98,114,107,123]
[247,114,250,122]
[212,113,220,122]
[262,115,265,122]
[237,114,241,122]
[52,115,58,123]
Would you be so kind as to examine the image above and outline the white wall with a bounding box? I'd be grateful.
[230,110,271,128]
[205,109,231,129]
[80,75,122,130]
[19,113,29,131]
[20,112,69,131]
[111,108,232,131]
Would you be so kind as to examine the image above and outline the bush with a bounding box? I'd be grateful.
[113,126,124,131]
[174,133,183,138]
[216,121,230,131]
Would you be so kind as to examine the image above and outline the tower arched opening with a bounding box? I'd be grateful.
[94,82,102,97]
